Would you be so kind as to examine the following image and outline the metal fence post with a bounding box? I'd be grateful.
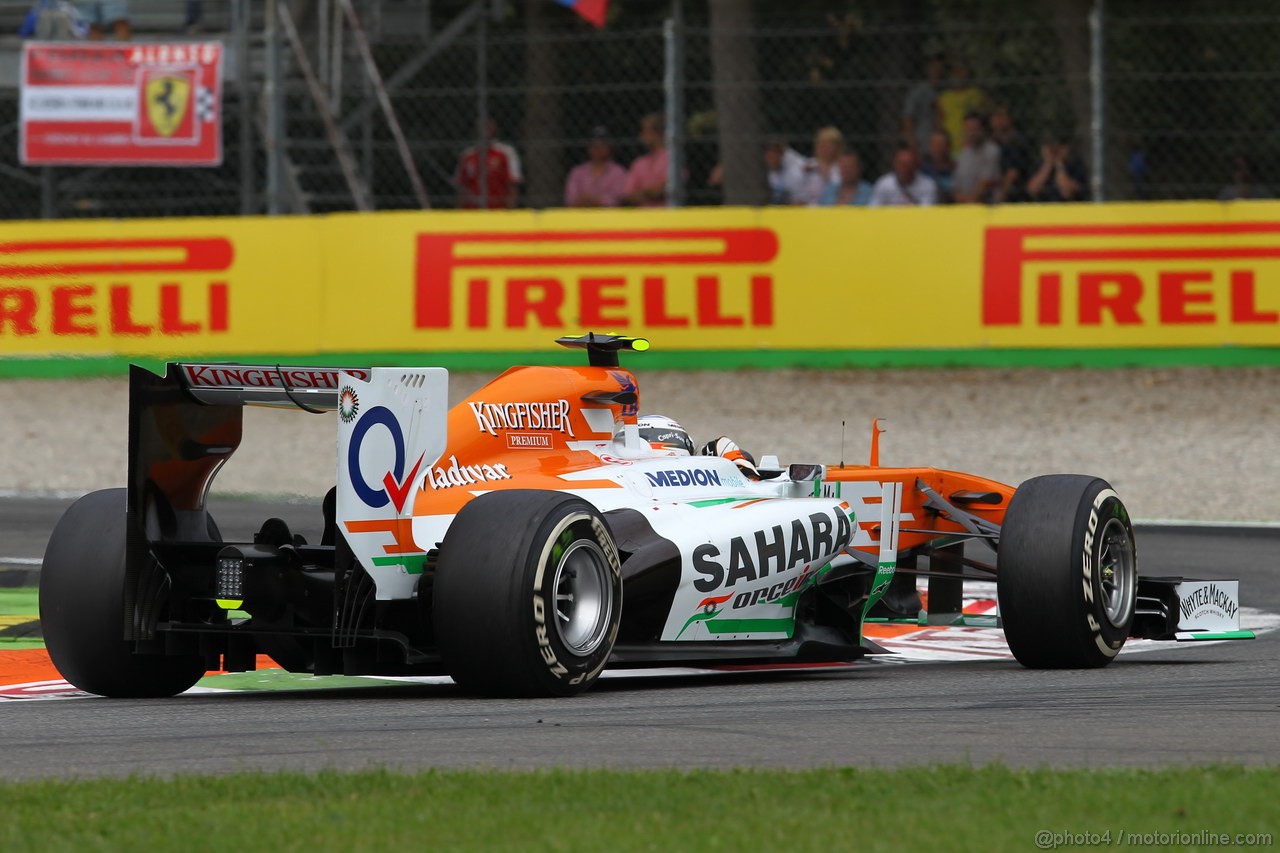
[664,0,685,208]
[234,0,253,215]
[476,8,488,210]
[40,168,55,219]
[1089,0,1106,202]
[265,0,285,215]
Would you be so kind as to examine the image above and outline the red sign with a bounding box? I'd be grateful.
[982,223,1280,328]
[414,228,779,331]
[20,42,223,166]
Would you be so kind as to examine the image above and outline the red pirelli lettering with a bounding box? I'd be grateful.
[0,237,233,278]
[1231,271,1279,323]
[51,285,96,336]
[1158,271,1215,325]
[110,284,151,335]
[643,276,688,327]
[0,238,235,338]
[415,228,779,330]
[983,223,1280,327]
[0,288,38,335]
[580,277,627,326]
[506,278,565,328]
[1078,273,1142,325]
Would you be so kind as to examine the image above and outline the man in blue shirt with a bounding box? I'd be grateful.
[819,152,873,206]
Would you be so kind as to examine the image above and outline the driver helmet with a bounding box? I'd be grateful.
[636,414,695,456]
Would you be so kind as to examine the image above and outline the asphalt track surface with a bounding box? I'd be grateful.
[2,495,1277,779]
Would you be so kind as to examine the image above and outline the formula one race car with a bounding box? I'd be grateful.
[40,333,1252,698]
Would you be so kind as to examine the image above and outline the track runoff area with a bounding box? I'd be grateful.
[2,502,1279,848]
[4,563,1277,702]
[0,496,1274,709]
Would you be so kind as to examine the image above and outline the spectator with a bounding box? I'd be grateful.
[990,104,1032,203]
[624,112,669,207]
[819,152,872,206]
[799,126,844,205]
[75,0,129,40]
[902,54,945,154]
[952,113,1000,204]
[183,1,202,34]
[455,117,523,209]
[920,129,956,202]
[20,1,86,39]
[764,139,807,204]
[1026,133,1088,202]
[869,147,939,207]
[1128,144,1149,201]
[936,60,988,157]
[564,126,627,208]
[1217,154,1272,201]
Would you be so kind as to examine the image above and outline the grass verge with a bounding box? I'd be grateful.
[0,588,38,616]
[0,588,42,650]
[4,347,1280,379]
[0,765,1274,851]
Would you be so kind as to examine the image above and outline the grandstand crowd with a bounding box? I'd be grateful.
[461,56,1102,211]
[16,3,1272,213]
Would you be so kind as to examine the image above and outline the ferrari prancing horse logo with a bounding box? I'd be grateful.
[145,74,190,138]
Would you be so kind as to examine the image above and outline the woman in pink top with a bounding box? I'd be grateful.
[564,127,628,207]
[624,112,670,207]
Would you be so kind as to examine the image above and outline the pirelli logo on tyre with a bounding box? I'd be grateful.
[982,222,1280,334]
[0,236,233,341]
[413,228,779,333]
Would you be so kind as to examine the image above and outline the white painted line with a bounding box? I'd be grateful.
[0,489,88,500]
[0,557,42,566]
[1135,518,1280,529]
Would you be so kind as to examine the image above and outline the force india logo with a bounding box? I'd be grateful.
[338,386,359,423]
[469,400,575,437]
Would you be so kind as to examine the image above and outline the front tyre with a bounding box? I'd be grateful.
[39,489,206,697]
[997,475,1137,669]
[433,491,622,697]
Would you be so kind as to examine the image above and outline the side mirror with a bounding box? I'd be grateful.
[787,463,825,482]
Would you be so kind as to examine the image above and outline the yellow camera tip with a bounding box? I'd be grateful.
[632,338,651,351]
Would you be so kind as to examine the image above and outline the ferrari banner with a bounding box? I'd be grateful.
[1,202,1278,367]
[20,42,223,166]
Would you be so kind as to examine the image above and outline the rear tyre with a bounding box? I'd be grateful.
[433,490,622,697]
[39,489,206,698]
[997,475,1137,669]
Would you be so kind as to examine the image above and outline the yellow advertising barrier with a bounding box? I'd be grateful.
[0,216,323,357]
[321,203,1280,351]
[2,202,1279,370]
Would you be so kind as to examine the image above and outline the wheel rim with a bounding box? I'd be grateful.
[551,539,613,656]
[1098,518,1136,627]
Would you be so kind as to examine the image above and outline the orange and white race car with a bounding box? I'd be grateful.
[40,333,1251,698]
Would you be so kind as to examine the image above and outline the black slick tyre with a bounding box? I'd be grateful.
[433,490,622,697]
[39,489,206,698]
[997,475,1138,669]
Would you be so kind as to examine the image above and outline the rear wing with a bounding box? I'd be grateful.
[127,362,373,530]
[127,362,449,613]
